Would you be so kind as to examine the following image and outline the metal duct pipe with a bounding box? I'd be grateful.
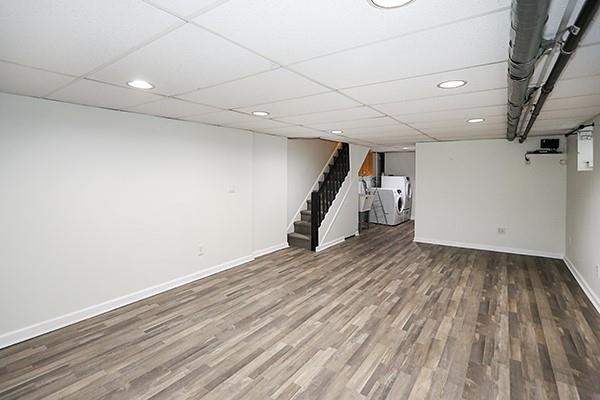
[506,0,551,141]
[520,0,600,143]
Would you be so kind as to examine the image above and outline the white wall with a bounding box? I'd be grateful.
[319,144,370,250]
[385,152,416,219]
[0,93,287,347]
[415,138,566,258]
[252,134,288,256]
[566,116,600,311]
[286,138,338,230]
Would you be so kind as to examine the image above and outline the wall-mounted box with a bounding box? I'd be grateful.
[578,126,594,172]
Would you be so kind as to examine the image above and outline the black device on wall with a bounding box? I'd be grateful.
[541,138,560,151]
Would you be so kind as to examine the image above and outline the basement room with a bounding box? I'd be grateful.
[0,0,599,399]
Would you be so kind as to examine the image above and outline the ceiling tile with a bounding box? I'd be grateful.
[435,134,506,141]
[227,118,291,130]
[538,107,600,121]
[179,68,328,108]
[144,0,230,18]
[0,0,180,76]
[551,75,600,99]
[126,97,219,118]
[309,116,401,131]
[412,115,506,129]
[290,10,510,89]
[0,61,75,97]
[368,135,431,145]
[235,92,360,118]
[342,62,507,105]
[195,0,508,65]
[184,110,295,130]
[341,126,421,138]
[277,107,383,125]
[544,94,600,111]
[259,125,325,138]
[91,24,278,96]
[48,79,162,109]
[183,110,262,125]
[422,124,506,136]
[562,44,600,80]
[373,88,507,116]
[528,118,587,131]
[395,105,506,124]
[581,8,600,45]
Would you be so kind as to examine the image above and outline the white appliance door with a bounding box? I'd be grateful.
[396,190,405,213]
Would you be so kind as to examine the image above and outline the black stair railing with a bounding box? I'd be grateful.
[310,143,350,251]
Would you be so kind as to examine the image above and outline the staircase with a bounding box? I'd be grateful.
[288,143,350,251]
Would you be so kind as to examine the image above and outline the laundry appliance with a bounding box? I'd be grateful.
[369,176,412,225]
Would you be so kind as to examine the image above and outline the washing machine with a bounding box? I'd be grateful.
[369,176,412,225]
[369,188,411,225]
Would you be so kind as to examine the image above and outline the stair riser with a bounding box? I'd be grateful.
[288,235,311,250]
[294,223,311,236]
[301,213,311,222]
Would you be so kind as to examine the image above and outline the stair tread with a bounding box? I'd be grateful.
[294,220,310,226]
[300,209,311,215]
[288,232,310,241]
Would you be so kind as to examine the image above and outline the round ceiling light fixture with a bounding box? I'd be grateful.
[437,80,467,89]
[127,80,154,90]
[467,118,485,123]
[368,0,415,9]
[252,111,270,117]
[331,130,344,134]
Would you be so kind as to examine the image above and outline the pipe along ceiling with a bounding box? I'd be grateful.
[507,0,600,143]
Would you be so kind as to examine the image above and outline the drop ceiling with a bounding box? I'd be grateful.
[1,0,599,151]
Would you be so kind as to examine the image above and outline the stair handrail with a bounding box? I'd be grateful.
[310,143,350,250]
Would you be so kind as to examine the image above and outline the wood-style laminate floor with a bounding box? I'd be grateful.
[1,222,599,400]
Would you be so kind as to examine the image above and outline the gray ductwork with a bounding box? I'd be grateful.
[520,0,600,143]
[506,0,551,141]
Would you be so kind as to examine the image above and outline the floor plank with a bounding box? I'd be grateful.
[1,222,599,399]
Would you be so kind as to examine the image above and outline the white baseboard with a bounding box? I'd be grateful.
[413,237,564,259]
[316,237,345,252]
[563,257,600,315]
[253,242,289,258]
[0,254,255,350]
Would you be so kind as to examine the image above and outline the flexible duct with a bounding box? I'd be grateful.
[520,0,600,143]
[506,0,551,141]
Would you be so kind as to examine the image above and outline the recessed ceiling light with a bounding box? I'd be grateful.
[127,80,154,90]
[368,0,415,9]
[437,80,467,89]
[331,130,343,134]
[403,147,410,150]
[252,111,269,117]
[467,118,485,123]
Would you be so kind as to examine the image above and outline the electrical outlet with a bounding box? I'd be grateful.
[497,227,506,235]
[198,244,204,257]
